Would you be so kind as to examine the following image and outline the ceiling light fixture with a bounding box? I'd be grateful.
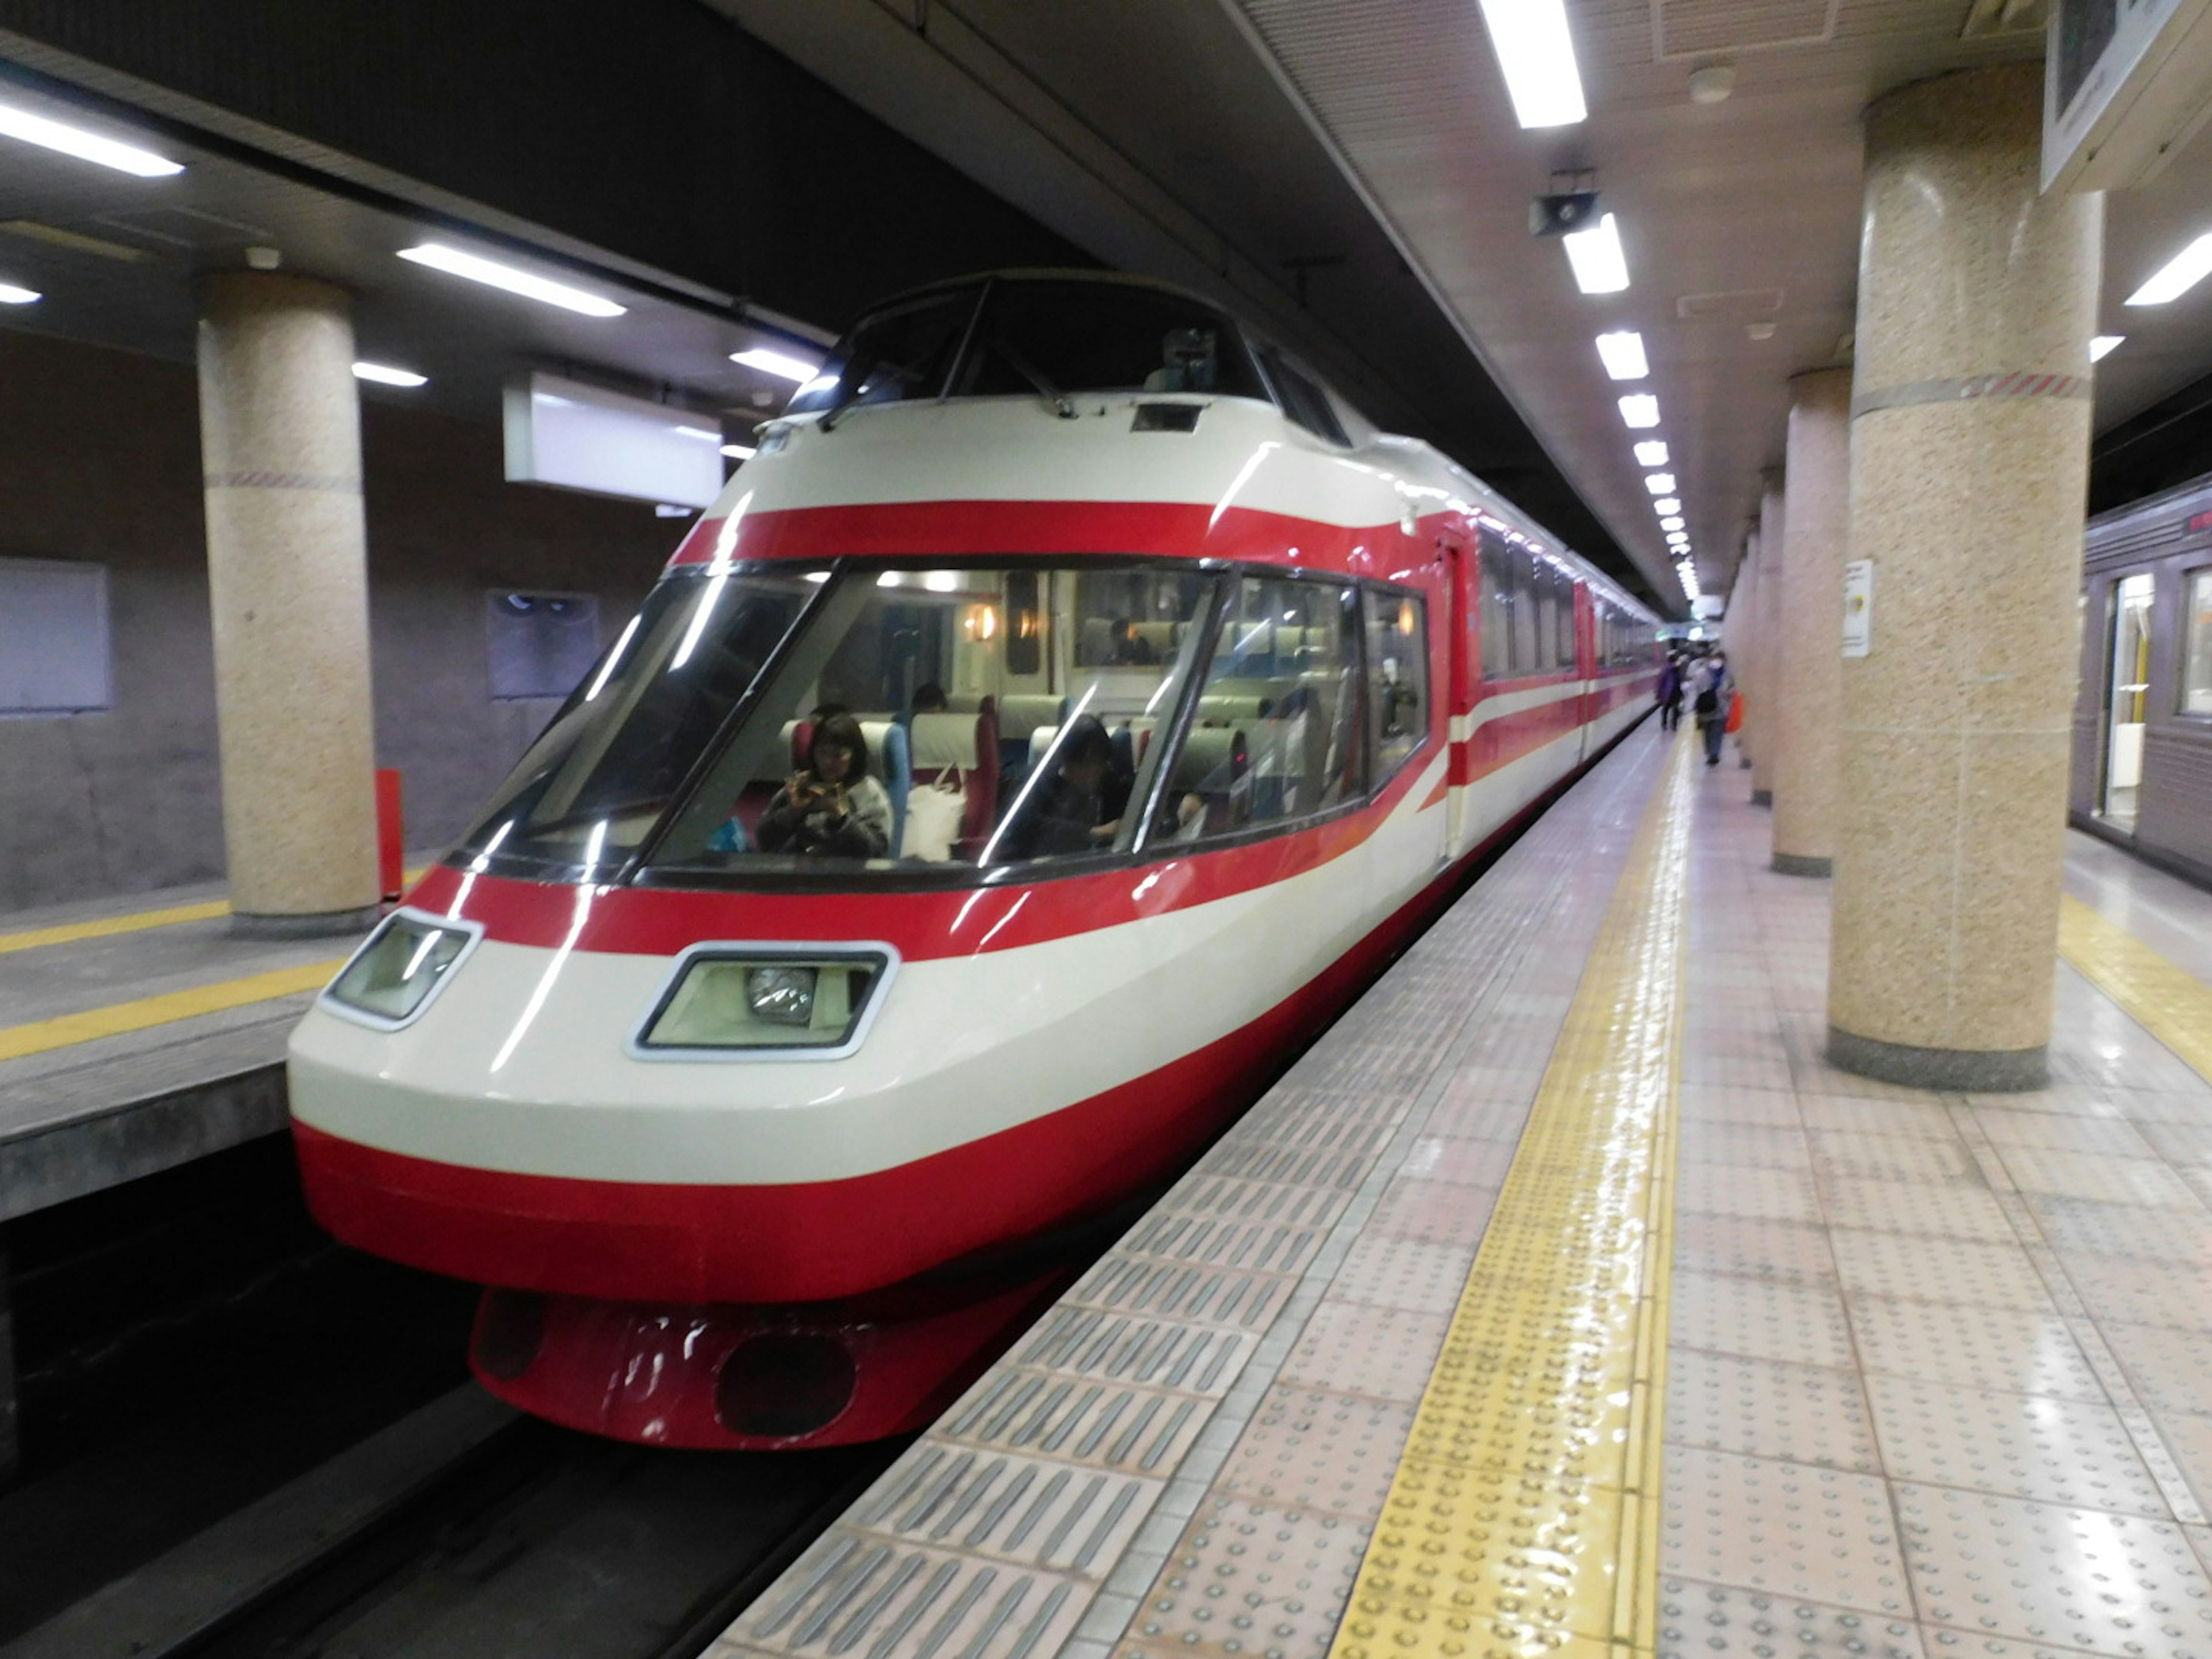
[1564,214,1630,294]
[397,243,626,317]
[1644,472,1677,495]
[1660,516,1685,532]
[1634,440,1669,467]
[0,282,39,305]
[1475,0,1587,128]
[730,346,821,382]
[1653,497,1681,515]
[2126,233,2212,306]
[2090,334,2126,362]
[1619,393,1660,429]
[0,99,184,177]
[1596,330,1649,380]
[351,361,426,388]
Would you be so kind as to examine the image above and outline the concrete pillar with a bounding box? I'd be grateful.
[1771,370,1853,876]
[198,272,380,934]
[1729,533,1760,764]
[1826,64,2101,1092]
[1749,476,1786,801]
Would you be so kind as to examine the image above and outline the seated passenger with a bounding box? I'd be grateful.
[999,715,1132,860]
[1109,619,1158,665]
[910,681,949,717]
[756,713,893,858]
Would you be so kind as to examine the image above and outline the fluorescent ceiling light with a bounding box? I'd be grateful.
[655,504,694,518]
[721,442,757,460]
[1644,472,1677,495]
[731,347,821,382]
[1660,516,1685,532]
[1634,440,1669,467]
[1653,497,1681,515]
[1666,532,1690,547]
[670,424,721,442]
[351,361,426,388]
[397,244,626,317]
[1619,393,1660,429]
[1475,0,1586,128]
[2126,234,2212,306]
[2090,335,2126,362]
[1564,215,1630,296]
[0,282,39,305]
[0,99,183,177]
[1596,331,1649,380]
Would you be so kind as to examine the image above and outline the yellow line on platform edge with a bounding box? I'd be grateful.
[1328,738,1694,1659]
[2058,895,2212,1087]
[0,961,345,1063]
[0,868,429,958]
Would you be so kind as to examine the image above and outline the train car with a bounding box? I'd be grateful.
[287,272,1660,1449]
[2073,469,2212,886]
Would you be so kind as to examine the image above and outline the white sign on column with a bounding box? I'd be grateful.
[1842,559,1874,658]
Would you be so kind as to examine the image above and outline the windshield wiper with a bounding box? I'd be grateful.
[991,338,1078,419]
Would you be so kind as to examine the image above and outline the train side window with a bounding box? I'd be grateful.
[1510,552,1540,675]
[2184,570,2212,717]
[1555,571,1580,669]
[1480,540,1513,681]
[1154,575,1363,844]
[1364,588,1429,781]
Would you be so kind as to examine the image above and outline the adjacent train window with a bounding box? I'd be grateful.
[0,558,110,715]
[1364,589,1429,780]
[1510,552,1541,673]
[2184,570,2212,717]
[1554,568,1580,669]
[1480,540,1513,681]
[486,592,602,701]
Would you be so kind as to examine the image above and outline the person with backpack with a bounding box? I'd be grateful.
[1691,651,1734,767]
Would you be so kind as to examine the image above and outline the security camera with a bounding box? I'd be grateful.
[1529,191,1601,238]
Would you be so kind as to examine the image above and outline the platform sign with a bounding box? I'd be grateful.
[2043,0,2212,194]
[1842,560,1874,658]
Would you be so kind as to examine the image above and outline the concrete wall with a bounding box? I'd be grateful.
[0,331,673,912]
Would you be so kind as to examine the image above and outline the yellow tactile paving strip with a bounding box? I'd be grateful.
[1328,738,1694,1659]
[2058,894,2212,1086]
[0,961,346,1064]
[0,899,233,956]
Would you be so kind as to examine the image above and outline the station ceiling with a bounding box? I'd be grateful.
[714,1,2212,611]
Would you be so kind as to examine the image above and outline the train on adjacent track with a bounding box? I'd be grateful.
[287,272,1660,1449]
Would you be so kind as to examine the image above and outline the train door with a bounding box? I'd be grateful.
[2099,573,2155,832]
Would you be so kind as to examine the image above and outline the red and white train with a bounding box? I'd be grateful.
[288,272,1659,1448]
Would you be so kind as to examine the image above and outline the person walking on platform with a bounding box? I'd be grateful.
[1691,651,1733,767]
[1656,653,1684,732]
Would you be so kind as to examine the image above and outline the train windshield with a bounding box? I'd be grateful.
[785,279,1269,418]
[641,560,1224,879]
[453,567,829,876]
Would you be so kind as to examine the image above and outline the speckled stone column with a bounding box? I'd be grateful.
[1729,534,1760,767]
[1827,65,2101,1092]
[1771,370,1852,876]
[198,272,380,935]
[1749,476,1786,801]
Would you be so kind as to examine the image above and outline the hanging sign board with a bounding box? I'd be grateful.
[1842,560,1874,658]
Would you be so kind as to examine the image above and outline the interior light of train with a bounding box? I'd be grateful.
[399,244,627,317]
[1563,214,1630,295]
[2126,233,2212,306]
[1595,331,1649,380]
[1643,473,1676,495]
[721,443,757,460]
[1475,0,1587,128]
[963,603,999,641]
[925,571,962,593]
[0,99,184,176]
[1618,393,1660,428]
[730,347,822,382]
[351,361,426,387]
[2090,335,2126,361]
[1634,441,1669,467]
[0,283,40,304]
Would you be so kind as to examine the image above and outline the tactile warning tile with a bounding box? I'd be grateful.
[1816,1180,2017,1244]
[1863,1374,2168,1518]
[2058,900,2212,1093]
[1665,1348,1880,1474]
[1654,1580,1926,1659]
[1674,1163,1825,1223]
[2061,1256,2212,1333]
[1672,1215,1839,1285]
[2105,1324,2212,1422]
[1670,1270,1856,1369]
[1213,1388,1420,1522]
[1805,1131,1982,1184]
[1122,1497,1372,1659]
[1661,1448,1914,1617]
[1825,1232,2058,1314]
[1324,742,1698,1659]
[1895,1483,2212,1654]
[1846,1298,2106,1405]
[1677,1122,1813,1172]
[938,1372,1214,1474]
[1278,1302,1452,1403]
[2157,1415,2212,1515]
[1679,1086,1805,1128]
[1975,1111,2159,1157]
[1359,1175,1502,1247]
[1990,1148,2206,1210]
[844,1446,1160,1571]
[1066,1257,1298,1334]
[2025,1198,2212,1265]
[1796,1096,1960,1141]
[1327,1233,1479,1315]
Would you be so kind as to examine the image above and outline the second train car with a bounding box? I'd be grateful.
[287,272,1660,1448]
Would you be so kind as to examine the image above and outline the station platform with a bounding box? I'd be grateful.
[709,721,2212,1659]
[0,879,393,1222]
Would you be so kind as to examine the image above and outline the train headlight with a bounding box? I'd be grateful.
[322,912,481,1029]
[634,946,896,1058]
